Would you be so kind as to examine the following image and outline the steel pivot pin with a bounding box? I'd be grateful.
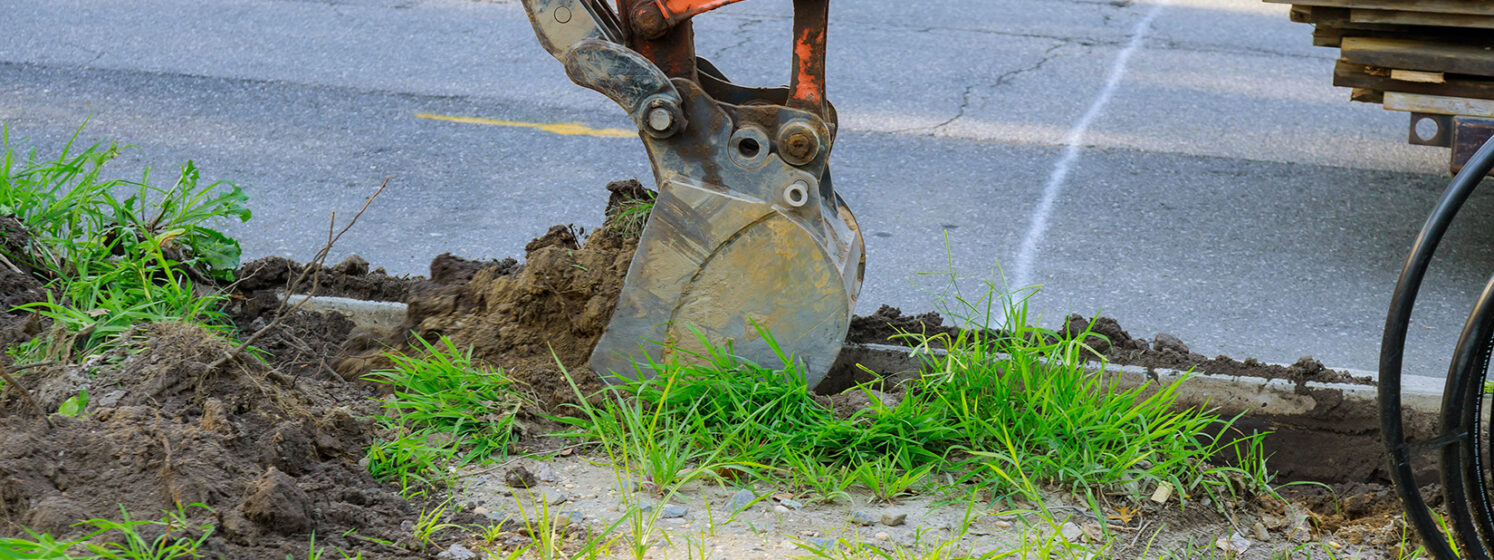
[647,108,673,133]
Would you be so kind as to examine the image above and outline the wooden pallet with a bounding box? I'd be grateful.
[1270,2,1494,105]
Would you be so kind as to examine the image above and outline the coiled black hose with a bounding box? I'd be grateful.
[1382,135,1494,560]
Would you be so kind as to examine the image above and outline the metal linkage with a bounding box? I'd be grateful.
[1382,136,1494,559]
[520,0,864,387]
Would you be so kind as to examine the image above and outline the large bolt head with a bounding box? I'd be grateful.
[778,123,821,166]
[631,5,669,39]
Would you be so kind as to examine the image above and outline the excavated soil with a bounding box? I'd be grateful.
[0,216,482,557]
[0,178,1418,558]
[0,320,486,559]
[341,180,650,414]
[0,181,630,557]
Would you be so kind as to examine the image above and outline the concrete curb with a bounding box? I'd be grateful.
[280,294,407,337]
[839,342,1443,418]
[291,294,1442,483]
[834,343,1443,483]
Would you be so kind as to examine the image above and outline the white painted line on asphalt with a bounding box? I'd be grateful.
[1010,1,1169,291]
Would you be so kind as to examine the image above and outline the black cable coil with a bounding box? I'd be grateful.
[1382,135,1494,559]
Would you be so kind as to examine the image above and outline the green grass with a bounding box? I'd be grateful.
[364,336,531,497]
[556,282,1271,509]
[606,193,654,238]
[0,505,214,560]
[1,126,249,361]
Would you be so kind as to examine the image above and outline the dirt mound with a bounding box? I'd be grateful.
[846,305,959,344]
[0,321,472,558]
[399,180,649,411]
[237,254,414,302]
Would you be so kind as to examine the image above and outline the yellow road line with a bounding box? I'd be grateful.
[414,113,635,138]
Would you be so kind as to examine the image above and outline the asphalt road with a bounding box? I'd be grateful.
[3,0,1491,378]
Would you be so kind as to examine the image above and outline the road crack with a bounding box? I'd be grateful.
[931,42,1067,133]
[709,16,763,61]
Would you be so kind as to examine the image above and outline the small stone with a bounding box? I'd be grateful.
[534,463,558,482]
[880,512,907,527]
[564,483,575,489]
[543,488,569,506]
[557,511,584,527]
[994,520,1013,529]
[505,466,537,489]
[729,489,756,512]
[781,498,804,510]
[774,505,790,514]
[780,540,795,549]
[1252,522,1269,541]
[875,532,890,541]
[850,511,876,526]
[436,543,477,560]
[661,505,689,519]
[1059,522,1083,542]
[473,506,491,515]
[1214,532,1251,555]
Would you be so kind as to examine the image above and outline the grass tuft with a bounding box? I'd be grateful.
[1,126,248,361]
[556,280,1271,509]
[364,336,531,496]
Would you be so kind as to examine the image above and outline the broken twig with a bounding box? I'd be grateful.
[209,178,388,370]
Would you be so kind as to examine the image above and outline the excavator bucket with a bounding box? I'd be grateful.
[521,0,863,387]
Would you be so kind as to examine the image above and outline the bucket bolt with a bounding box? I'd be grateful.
[778,122,821,166]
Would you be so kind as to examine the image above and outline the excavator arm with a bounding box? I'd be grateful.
[520,0,863,387]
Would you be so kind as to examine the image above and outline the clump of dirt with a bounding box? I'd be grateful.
[1055,313,1373,385]
[237,254,414,302]
[846,305,959,345]
[393,180,650,411]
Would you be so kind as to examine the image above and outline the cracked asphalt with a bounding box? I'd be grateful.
[3,0,1491,378]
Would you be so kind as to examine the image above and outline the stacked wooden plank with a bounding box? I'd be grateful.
[1267,0,1494,117]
